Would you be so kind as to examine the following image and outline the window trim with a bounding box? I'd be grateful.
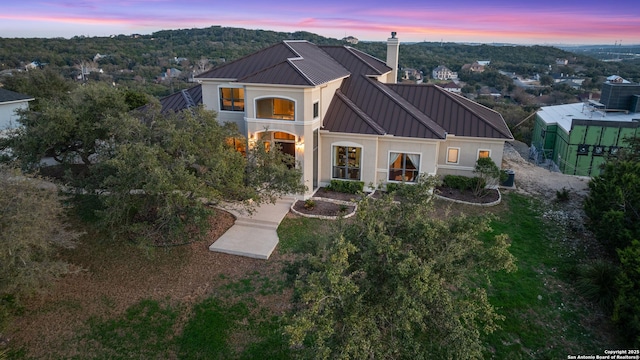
[388,151,421,183]
[218,86,245,112]
[446,147,460,164]
[332,144,362,181]
[254,96,296,121]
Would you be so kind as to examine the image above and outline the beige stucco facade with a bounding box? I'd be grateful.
[199,77,509,198]
[199,78,346,197]
[436,137,506,176]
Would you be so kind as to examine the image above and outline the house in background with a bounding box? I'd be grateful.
[0,88,34,132]
[437,81,462,94]
[161,33,513,197]
[461,61,486,73]
[531,82,640,176]
[432,65,458,81]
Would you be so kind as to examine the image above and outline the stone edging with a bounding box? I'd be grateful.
[433,189,502,207]
[290,199,358,220]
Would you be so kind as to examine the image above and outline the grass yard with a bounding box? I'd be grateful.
[5,192,621,358]
[479,193,619,358]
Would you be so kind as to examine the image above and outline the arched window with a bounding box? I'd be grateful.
[256,98,295,120]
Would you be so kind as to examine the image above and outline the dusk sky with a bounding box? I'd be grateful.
[1,0,638,45]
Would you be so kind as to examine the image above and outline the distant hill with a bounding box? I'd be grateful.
[1,25,638,93]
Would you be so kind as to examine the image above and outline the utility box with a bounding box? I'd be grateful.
[502,169,515,187]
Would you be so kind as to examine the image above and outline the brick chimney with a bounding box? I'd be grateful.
[386,32,399,84]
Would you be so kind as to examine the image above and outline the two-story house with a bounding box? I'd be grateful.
[164,33,513,198]
[431,65,458,81]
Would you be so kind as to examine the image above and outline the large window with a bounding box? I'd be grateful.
[333,146,361,180]
[256,98,295,120]
[219,88,244,111]
[446,147,460,164]
[389,152,420,182]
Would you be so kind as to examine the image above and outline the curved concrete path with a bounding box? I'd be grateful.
[209,197,295,259]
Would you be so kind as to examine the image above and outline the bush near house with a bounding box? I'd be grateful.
[442,174,486,192]
[326,179,364,194]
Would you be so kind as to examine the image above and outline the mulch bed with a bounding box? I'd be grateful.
[435,186,500,204]
[312,188,367,202]
[292,199,355,217]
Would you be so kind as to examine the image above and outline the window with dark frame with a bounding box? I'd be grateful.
[219,88,244,111]
[313,102,319,118]
[333,146,361,180]
[256,98,295,120]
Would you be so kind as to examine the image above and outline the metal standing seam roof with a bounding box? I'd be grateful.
[319,46,391,76]
[196,41,350,87]
[323,75,448,139]
[0,88,34,103]
[158,84,203,113]
[388,84,514,139]
[174,40,513,141]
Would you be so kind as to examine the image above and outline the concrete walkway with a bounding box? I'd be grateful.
[209,197,295,259]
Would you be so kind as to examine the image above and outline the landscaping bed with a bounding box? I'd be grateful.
[435,186,500,204]
[312,187,367,202]
[291,199,356,218]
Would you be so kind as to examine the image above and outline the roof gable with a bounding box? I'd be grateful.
[323,76,447,139]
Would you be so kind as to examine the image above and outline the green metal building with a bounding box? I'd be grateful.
[531,82,640,176]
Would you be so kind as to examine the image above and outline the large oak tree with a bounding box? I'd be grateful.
[286,177,515,359]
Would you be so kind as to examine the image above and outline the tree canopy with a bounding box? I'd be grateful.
[584,135,640,347]
[286,177,515,359]
[1,80,305,246]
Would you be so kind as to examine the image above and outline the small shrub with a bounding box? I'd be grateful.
[442,175,471,190]
[574,260,619,312]
[327,180,364,194]
[441,175,485,193]
[556,187,570,202]
[304,199,316,210]
[339,204,349,213]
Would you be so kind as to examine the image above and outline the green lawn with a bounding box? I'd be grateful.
[480,193,618,358]
[8,192,620,359]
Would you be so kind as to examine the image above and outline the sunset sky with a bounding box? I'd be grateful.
[1,0,638,45]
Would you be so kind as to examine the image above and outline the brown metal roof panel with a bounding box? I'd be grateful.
[345,47,391,74]
[319,46,390,76]
[197,43,297,79]
[324,90,386,135]
[389,84,513,139]
[286,42,350,85]
[240,62,312,86]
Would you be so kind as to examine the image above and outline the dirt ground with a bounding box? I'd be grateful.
[502,140,591,201]
[6,210,295,358]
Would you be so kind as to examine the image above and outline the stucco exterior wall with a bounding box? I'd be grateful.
[319,132,442,191]
[436,137,506,177]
